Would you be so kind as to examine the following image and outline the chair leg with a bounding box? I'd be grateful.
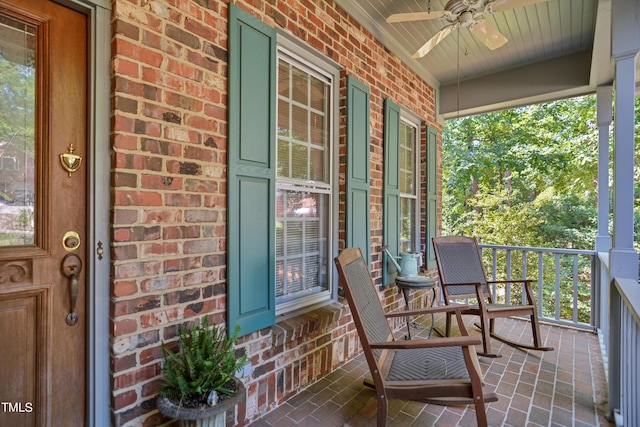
[472,392,488,427]
[479,316,495,357]
[530,313,543,347]
[445,312,452,337]
[487,312,553,352]
[377,395,387,427]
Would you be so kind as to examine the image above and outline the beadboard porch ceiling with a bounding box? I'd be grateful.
[334,0,624,119]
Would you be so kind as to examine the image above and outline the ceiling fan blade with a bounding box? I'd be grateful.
[470,19,508,50]
[488,0,549,13]
[412,24,457,58]
[387,10,445,24]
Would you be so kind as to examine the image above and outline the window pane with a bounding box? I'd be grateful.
[277,139,290,177]
[399,197,414,252]
[310,75,325,110]
[310,147,325,181]
[275,189,329,303]
[278,61,289,97]
[310,112,325,146]
[0,16,36,246]
[291,66,308,105]
[290,142,308,180]
[291,104,308,142]
[278,99,289,134]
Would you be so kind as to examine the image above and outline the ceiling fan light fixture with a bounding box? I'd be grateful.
[459,11,474,26]
[387,0,548,58]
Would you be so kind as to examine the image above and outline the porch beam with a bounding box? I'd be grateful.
[439,50,593,119]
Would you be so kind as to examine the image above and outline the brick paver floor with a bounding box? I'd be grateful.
[248,314,612,427]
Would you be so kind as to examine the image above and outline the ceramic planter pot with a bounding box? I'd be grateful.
[156,378,246,427]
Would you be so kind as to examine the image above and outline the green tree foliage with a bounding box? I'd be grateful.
[443,95,640,324]
[443,95,599,250]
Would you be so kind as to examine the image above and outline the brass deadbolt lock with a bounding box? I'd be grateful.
[62,231,81,252]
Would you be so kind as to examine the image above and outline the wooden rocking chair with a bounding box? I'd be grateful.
[432,236,554,358]
[334,247,497,427]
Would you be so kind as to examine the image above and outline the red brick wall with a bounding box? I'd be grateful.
[110,0,441,425]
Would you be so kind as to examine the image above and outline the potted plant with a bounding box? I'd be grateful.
[156,316,247,427]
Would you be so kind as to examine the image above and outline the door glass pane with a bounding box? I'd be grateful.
[0,16,36,246]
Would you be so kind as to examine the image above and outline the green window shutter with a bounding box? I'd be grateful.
[227,4,276,336]
[346,76,371,264]
[383,99,400,285]
[425,125,438,269]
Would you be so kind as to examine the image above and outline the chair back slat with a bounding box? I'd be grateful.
[433,236,489,296]
[335,248,392,358]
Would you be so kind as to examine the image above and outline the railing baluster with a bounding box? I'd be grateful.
[631,309,638,426]
[506,249,512,304]
[573,254,579,323]
[522,250,528,305]
[555,253,561,321]
[538,251,544,319]
[491,248,497,300]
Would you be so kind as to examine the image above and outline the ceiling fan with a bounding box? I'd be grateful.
[387,0,549,58]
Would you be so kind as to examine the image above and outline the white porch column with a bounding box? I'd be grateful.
[609,0,639,282]
[595,85,612,350]
[608,0,639,421]
[596,85,612,253]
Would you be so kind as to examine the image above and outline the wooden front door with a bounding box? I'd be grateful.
[0,0,88,425]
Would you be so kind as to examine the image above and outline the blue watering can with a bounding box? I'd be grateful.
[383,247,422,277]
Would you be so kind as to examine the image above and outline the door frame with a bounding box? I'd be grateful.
[53,0,111,425]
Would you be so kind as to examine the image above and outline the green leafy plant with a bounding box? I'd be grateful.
[158,316,247,407]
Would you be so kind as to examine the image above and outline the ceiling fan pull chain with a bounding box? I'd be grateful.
[456,27,461,119]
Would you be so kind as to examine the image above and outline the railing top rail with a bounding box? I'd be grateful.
[614,278,640,325]
[479,243,596,256]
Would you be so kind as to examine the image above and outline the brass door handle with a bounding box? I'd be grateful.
[61,253,82,326]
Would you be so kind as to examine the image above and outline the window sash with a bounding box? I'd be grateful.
[399,118,419,251]
[275,47,334,314]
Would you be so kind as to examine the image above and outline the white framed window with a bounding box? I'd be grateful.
[399,115,420,253]
[275,39,338,314]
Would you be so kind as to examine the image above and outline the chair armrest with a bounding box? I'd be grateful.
[487,279,535,285]
[369,335,482,350]
[384,304,470,319]
[441,281,484,287]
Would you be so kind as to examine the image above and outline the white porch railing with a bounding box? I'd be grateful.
[479,244,597,330]
[609,278,640,427]
[478,244,640,426]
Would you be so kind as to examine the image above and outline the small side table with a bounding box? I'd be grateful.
[395,275,436,339]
